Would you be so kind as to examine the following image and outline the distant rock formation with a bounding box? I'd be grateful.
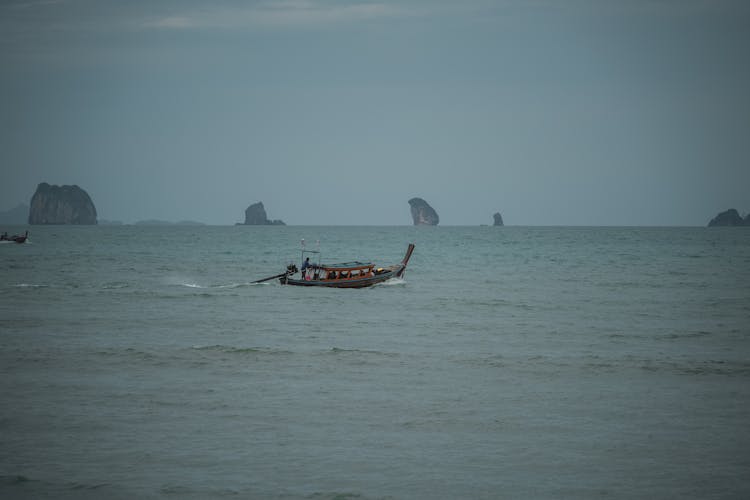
[28,183,97,225]
[493,212,504,226]
[134,219,205,226]
[0,203,29,225]
[134,219,172,226]
[174,220,206,226]
[241,202,285,225]
[708,208,750,227]
[408,198,439,226]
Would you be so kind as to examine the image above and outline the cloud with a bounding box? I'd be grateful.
[142,1,402,31]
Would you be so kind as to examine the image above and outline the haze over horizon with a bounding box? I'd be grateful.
[2,0,748,226]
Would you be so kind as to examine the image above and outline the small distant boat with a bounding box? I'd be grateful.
[0,230,28,244]
[253,243,415,288]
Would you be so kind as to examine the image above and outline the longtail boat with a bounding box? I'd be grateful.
[0,230,28,244]
[274,243,415,288]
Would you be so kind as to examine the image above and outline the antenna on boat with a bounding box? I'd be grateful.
[301,238,305,249]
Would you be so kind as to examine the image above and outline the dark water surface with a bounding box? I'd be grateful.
[1,226,749,499]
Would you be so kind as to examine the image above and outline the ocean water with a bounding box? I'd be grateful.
[1,225,749,499]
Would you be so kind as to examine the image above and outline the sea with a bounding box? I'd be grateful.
[1,225,749,499]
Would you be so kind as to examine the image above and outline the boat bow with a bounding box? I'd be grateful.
[396,243,416,277]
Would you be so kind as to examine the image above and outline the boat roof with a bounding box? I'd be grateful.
[319,261,373,270]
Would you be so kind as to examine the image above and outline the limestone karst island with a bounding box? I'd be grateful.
[28,183,97,225]
[408,198,439,226]
[708,209,750,227]
[238,202,285,225]
[493,212,504,226]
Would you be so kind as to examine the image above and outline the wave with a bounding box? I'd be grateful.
[190,345,400,359]
[639,358,750,376]
[456,353,750,377]
[10,283,128,291]
[190,344,294,356]
[328,347,398,357]
[67,481,111,491]
[607,330,716,341]
[377,277,406,287]
[0,475,30,485]
[101,281,129,290]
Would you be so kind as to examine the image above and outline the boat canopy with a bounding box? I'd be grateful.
[299,249,373,273]
[319,261,372,271]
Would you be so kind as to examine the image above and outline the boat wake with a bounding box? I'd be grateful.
[177,281,267,289]
[378,277,407,287]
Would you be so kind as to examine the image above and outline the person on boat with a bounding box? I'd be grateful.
[0,232,7,241]
[301,257,310,279]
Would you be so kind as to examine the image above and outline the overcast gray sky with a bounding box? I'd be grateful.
[1,0,748,225]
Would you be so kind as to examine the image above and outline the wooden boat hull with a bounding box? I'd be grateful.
[280,265,404,288]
